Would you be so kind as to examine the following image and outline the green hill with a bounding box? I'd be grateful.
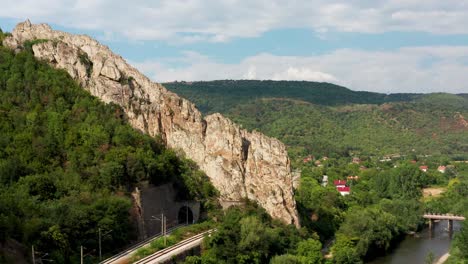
[164,80,468,162]
[164,80,422,113]
[0,36,214,262]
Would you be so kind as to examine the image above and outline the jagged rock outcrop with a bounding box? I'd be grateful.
[4,20,299,226]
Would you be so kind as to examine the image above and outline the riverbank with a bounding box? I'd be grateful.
[368,220,459,264]
[435,253,450,264]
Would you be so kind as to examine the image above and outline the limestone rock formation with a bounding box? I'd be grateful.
[4,20,299,226]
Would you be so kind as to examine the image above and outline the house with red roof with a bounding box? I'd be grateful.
[419,165,428,172]
[336,186,350,196]
[437,166,446,173]
[333,180,347,187]
[333,180,350,196]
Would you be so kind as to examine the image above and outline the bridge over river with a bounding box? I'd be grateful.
[423,213,465,234]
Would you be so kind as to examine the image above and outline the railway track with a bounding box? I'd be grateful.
[133,229,215,264]
[100,224,187,264]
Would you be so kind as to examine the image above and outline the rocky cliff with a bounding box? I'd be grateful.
[4,20,299,226]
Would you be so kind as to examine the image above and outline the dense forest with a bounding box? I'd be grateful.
[0,31,217,262]
[164,80,468,162]
[164,80,424,111]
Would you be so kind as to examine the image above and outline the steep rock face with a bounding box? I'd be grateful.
[4,20,299,226]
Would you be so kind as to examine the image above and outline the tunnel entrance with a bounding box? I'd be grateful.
[178,206,194,224]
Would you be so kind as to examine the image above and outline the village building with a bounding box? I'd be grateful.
[333,180,351,196]
[437,166,446,173]
[303,155,314,163]
[336,186,350,196]
[333,180,347,188]
[322,175,328,187]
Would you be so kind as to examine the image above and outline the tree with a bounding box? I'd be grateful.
[237,216,280,263]
[332,235,362,264]
[270,254,303,264]
[454,221,468,259]
[296,238,322,264]
[204,206,304,263]
[335,206,399,260]
[26,174,57,201]
[295,177,344,239]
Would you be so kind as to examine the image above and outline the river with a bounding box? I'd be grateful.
[369,220,461,264]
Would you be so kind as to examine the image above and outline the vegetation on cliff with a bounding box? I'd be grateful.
[0,32,216,262]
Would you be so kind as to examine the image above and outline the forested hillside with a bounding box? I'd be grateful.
[0,33,215,262]
[164,80,422,112]
[163,80,468,263]
[164,81,468,162]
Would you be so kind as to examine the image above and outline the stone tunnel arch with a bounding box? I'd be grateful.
[178,205,194,224]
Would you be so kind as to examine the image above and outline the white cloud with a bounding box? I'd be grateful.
[132,46,468,94]
[1,0,468,41]
[244,66,257,79]
[3,1,467,94]
[272,68,338,83]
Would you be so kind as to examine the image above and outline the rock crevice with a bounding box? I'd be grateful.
[4,20,299,226]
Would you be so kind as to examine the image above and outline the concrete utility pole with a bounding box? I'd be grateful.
[80,246,83,264]
[99,228,102,261]
[163,213,167,246]
[31,245,35,264]
[98,228,112,260]
[161,213,164,239]
[152,213,167,246]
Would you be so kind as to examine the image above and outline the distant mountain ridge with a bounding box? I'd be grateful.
[164,80,468,160]
[163,80,429,113]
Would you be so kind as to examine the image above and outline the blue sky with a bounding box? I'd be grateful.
[1,1,468,94]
